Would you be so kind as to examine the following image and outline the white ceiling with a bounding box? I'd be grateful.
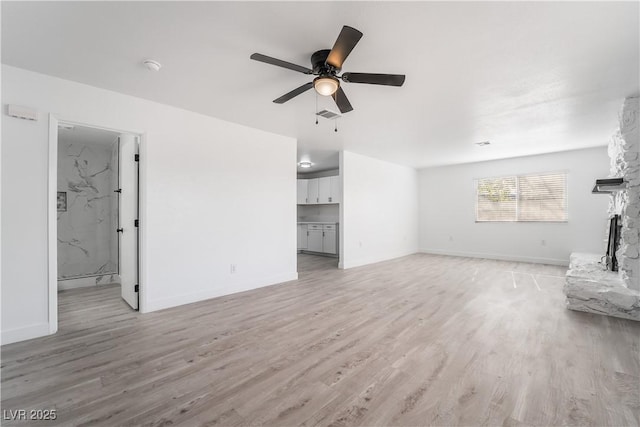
[3,2,638,171]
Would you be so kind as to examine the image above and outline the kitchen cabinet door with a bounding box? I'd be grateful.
[329,176,341,204]
[307,178,319,204]
[297,180,308,204]
[297,224,308,249]
[323,229,337,254]
[318,177,331,204]
[307,229,323,252]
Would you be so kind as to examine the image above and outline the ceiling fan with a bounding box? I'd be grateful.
[250,26,406,114]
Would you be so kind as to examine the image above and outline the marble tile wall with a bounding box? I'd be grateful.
[58,139,118,280]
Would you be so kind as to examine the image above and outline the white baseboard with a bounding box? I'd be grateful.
[1,322,51,346]
[144,271,299,313]
[341,250,417,269]
[418,248,568,266]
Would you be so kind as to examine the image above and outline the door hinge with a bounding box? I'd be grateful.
[114,189,122,193]
[134,154,140,162]
[134,219,139,227]
[134,284,139,292]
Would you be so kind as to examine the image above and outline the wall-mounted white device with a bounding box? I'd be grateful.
[7,104,38,121]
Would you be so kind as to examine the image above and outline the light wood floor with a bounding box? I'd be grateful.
[2,254,639,426]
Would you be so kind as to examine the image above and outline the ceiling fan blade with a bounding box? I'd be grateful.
[332,86,354,113]
[342,72,406,86]
[250,53,313,74]
[273,82,314,104]
[326,26,363,70]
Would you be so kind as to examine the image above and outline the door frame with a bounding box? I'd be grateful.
[47,114,146,334]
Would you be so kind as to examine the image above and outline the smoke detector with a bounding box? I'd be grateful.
[143,59,162,72]
[316,109,342,120]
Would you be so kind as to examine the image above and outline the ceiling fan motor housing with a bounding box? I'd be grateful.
[311,49,338,75]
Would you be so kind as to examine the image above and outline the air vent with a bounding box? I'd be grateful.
[7,104,38,121]
[316,109,342,120]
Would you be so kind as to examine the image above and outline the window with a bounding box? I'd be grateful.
[475,172,567,222]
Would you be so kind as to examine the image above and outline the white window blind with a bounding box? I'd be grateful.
[476,172,567,222]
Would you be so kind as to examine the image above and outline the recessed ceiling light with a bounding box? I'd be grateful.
[475,141,491,146]
[298,161,313,168]
[143,59,162,72]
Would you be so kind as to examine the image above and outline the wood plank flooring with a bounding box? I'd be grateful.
[1,253,639,426]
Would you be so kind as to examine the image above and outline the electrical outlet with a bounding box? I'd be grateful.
[230,264,237,274]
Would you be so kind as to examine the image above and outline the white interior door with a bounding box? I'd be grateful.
[118,134,139,309]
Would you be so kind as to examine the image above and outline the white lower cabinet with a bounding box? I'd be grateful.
[322,224,337,254]
[298,223,338,255]
[307,225,324,252]
[297,224,308,250]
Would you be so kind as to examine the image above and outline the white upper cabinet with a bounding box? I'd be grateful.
[297,179,308,204]
[318,177,331,204]
[307,178,319,204]
[329,176,341,203]
[297,175,340,205]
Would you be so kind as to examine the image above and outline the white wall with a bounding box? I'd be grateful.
[1,65,297,344]
[418,147,610,265]
[340,151,419,269]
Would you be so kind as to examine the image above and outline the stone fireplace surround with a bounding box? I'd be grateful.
[564,96,640,321]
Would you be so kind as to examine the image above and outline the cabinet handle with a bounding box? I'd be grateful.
[316,197,319,203]
[329,197,332,202]
[306,197,308,203]
[323,231,325,237]
[307,231,309,236]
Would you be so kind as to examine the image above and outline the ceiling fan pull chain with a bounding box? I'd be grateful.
[335,118,338,133]
[315,93,319,125]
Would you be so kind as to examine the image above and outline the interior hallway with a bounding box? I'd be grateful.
[1,254,638,426]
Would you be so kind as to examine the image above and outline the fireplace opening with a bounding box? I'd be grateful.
[605,214,622,271]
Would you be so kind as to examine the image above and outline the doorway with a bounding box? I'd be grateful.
[50,119,140,333]
[296,164,341,271]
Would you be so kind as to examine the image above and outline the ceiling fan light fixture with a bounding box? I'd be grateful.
[313,76,339,96]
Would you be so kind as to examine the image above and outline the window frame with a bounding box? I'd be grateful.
[474,171,569,223]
